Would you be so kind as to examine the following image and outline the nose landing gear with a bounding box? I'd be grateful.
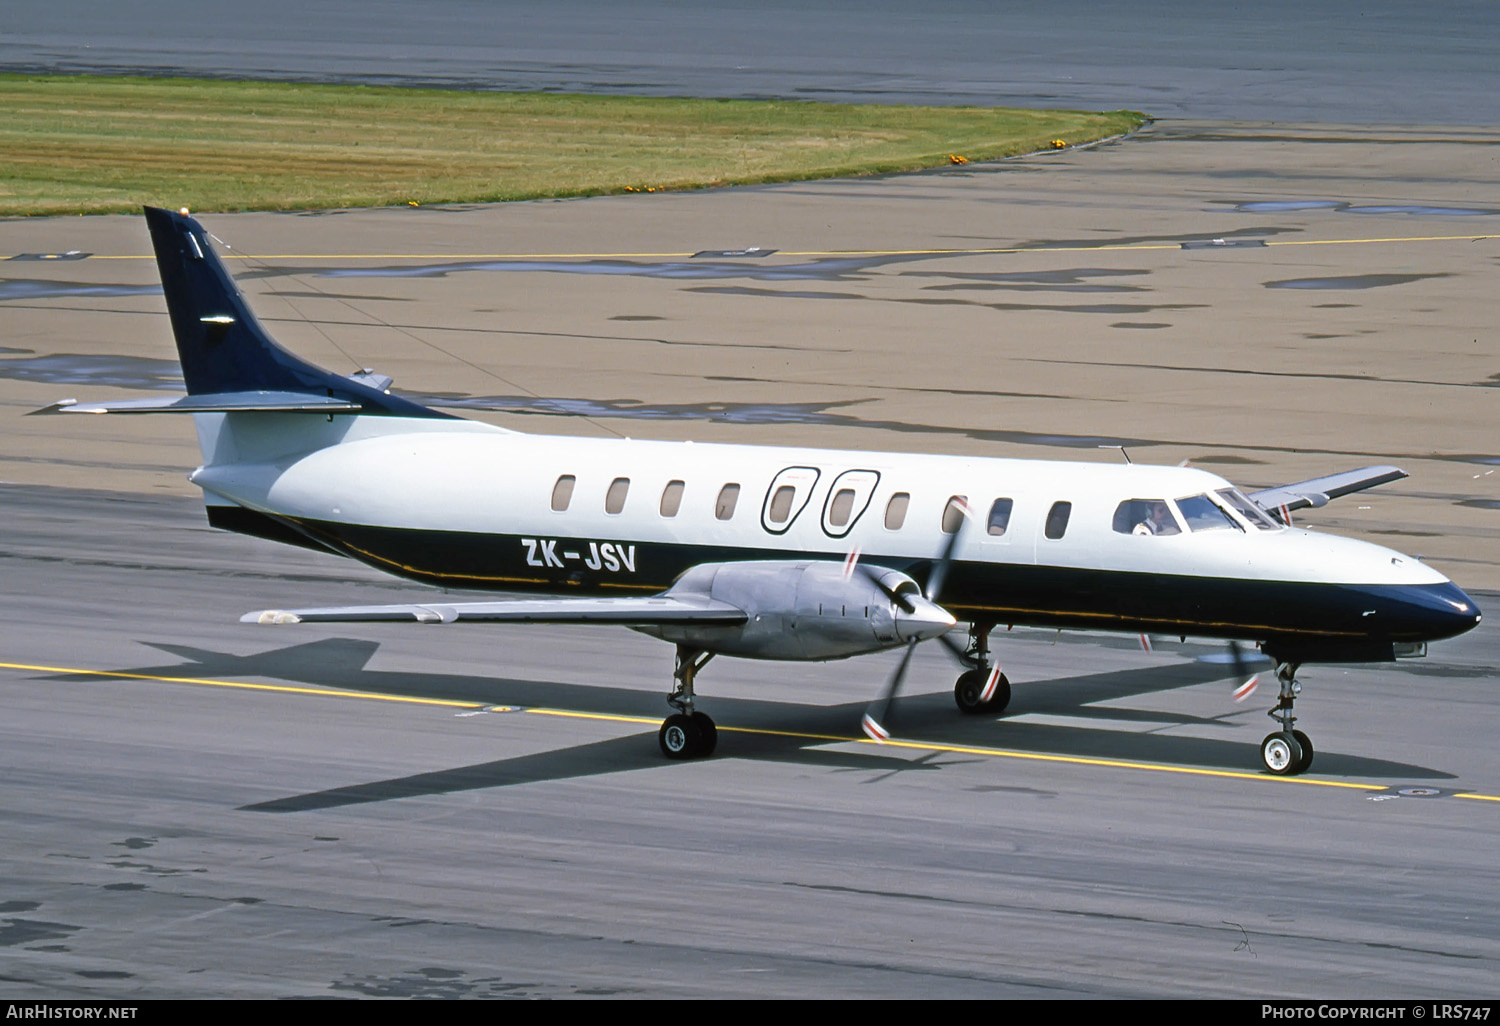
[1260,661,1313,775]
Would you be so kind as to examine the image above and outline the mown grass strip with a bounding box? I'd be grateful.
[0,75,1145,215]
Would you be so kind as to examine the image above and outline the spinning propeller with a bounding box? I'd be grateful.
[855,499,972,741]
[1140,633,1261,701]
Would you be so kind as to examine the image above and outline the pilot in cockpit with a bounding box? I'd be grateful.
[1133,500,1178,536]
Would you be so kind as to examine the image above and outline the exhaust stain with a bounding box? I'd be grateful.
[1265,273,1451,291]
[1111,322,1171,329]
[898,298,1205,315]
[0,919,81,947]
[1023,357,1493,392]
[0,353,182,389]
[686,286,865,300]
[1014,226,1293,250]
[703,374,1108,403]
[907,267,1152,293]
[0,279,160,301]
[322,251,953,283]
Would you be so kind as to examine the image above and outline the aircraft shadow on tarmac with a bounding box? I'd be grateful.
[45,636,1455,812]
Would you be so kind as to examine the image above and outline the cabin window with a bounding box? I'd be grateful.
[828,488,856,528]
[767,485,796,524]
[1177,493,1239,532]
[1113,499,1181,536]
[941,495,969,534]
[716,483,741,521]
[1044,501,1072,540]
[660,480,685,518]
[605,477,630,515]
[551,475,576,512]
[884,492,910,530]
[986,498,1014,536]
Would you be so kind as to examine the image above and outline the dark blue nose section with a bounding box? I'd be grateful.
[1358,581,1481,642]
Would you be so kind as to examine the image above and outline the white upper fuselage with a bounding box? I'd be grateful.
[190,411,1446,593]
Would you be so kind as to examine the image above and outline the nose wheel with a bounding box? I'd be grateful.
[660,646,717,760]
[1260,661,1314,775]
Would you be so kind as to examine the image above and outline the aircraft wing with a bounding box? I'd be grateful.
[243,596,749,626]
[1248,465,1407,515]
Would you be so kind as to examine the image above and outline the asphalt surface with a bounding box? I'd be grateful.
[3,483,1499,998]
[4,0,1500,123]
[3,1,1500,1000]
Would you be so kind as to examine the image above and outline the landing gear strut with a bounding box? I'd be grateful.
[1260,660,1314,775]
[660,645,717,760]
[953,621,1011,715]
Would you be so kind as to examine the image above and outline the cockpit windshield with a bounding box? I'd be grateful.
[1175,493,1240,532]
[1214,488,1282,530]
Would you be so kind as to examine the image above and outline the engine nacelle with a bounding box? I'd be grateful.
[635,560,954,660]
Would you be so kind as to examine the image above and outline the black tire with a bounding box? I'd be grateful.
[1291,729,1314,774]
[1261,731,1304,776]
[691,711,718,757]
[955,669,1010,715]
[659,714,702,760]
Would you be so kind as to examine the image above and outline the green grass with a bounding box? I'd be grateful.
[0,75,1146,215]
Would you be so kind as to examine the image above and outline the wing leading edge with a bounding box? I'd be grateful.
[243,596,750,626]
[1249,465,1407,516]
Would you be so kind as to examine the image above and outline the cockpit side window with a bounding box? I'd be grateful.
[1177,493,1240,532]
[1113,499,1181,536]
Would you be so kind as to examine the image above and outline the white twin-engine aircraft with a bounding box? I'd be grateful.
[44,208,1481,775]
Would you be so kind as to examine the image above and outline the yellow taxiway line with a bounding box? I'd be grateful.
[0,659,479,709]
[5,658,1491,797]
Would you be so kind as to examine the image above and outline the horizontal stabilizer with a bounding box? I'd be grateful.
[1249,465,1407,515]
[243,596,750,627]
[30,391,365,416]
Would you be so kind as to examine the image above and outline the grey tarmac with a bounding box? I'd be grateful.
[4,0,1500,998]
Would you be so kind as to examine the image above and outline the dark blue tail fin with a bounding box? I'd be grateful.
[143,206,447,418]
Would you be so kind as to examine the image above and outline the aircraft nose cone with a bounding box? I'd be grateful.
[1363,580,1482,641]
[895,596,958,643]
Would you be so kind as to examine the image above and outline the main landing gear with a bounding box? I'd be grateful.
[1260,660,1314,776]
[952,621,1011,716]
[659,646,718,760]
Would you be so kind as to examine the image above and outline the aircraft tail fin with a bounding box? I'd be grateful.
[142,206,446,418]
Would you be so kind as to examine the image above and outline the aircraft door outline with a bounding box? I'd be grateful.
[760,466,821,535]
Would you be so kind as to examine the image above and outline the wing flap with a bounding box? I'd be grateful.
[243,596,749,627]
[1249,465,1407,515]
